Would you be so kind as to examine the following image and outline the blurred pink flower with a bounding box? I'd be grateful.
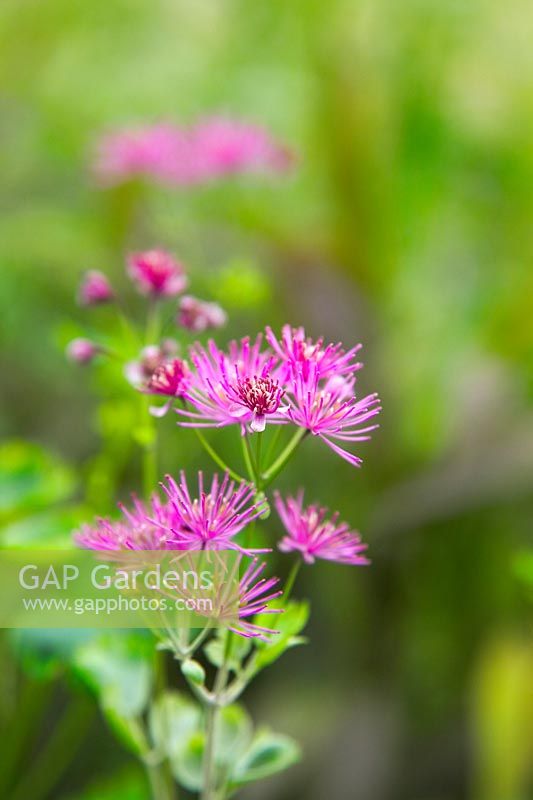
[66,338,100,365]
[177,295,227,333]
[92,118,292,187]
[190,117,293,179]
[265,324,363,382]
[274,491,369,565]
[160,471,267,552]
[127,249,187,297]
[78,270,114,306]
[177,335,287,434]
[286,363,381,466]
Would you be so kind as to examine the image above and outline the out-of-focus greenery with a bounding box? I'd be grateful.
[0,0,532,798]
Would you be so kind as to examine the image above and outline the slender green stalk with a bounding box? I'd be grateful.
[194,429,247,483]
[255,432,263,488]
[241,433,258,485]
[146,759,176,800]
[142,401,158,498]
[261,428,308,487]
[145,297,162,345]
[202,633,234,800]
[284,559,302,601]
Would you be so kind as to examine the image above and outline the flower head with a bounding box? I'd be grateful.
[160,471,267,552]
[193,556,282,640]
[66,338,101,365]
[266,324,363,382]
[275,491,369,565]
[190,117,293,179]
[127,249,187,297]
[124,340,179,389]
[286,363,381,466]
[144,358,190,418]
[75,494,179,551]
[92,119,292,187]
[177,295,227,333]
[78,270,114,306]
[177,335,287,434]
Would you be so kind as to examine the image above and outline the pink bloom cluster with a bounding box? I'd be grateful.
[67,249,226,372]
[275,491,369,565]
[177,325,381,466]
[93,117,292,187]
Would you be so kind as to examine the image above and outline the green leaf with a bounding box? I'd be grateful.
[232,729,301,785]
[72,632,153,752]
[149,690,201,762]
[0,440,76,522]
[214,704,253,766]
[253,600,309,670]
[513,550,533,591]
[1,505,89,548]
[171,731,206,792]
[204,629,252,673]
[9,628,97,680]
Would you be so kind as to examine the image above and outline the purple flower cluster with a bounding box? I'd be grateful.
[93,117,292,188]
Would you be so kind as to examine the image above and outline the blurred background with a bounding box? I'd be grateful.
[1,1,532,798]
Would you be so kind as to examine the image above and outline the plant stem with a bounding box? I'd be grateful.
[146,759,176,800]
[261,428,308,487]
[202,633,234,800]
[284,559,302,601]
[143,402,158,498]
[146,297,162,345]
[194,429,246,483]
[241,433,258,485]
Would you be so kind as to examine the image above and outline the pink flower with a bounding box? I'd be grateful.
[144,358,190,418]
[66,338,101,365]
[75,494,179,551]
[177,295,227,333]
[286,363,381,466]
[190,117,293,179]
[274,491,369,565]
[78,270,114,306]
[265,324,363,382]
[230,558,283,639]
[160,471,268,552]
[177,335,287,434]
[195,556,282,640]
[124,340,179,389]
[92,119,292,187]
[93,123,193,187]
[127,249,187,297]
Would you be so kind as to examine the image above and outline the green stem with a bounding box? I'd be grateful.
[145,297,162,345]
[146,759,176,800]
[284,559,302,602]
[255,432,264,489]
[194,429,246,483]
[261,428,308,487]
[202,633,234,800]
[241,434,258,485]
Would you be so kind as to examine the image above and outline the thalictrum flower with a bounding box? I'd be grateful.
[75,495,179,551]
[177,295,227,333]
[196,556,282,640]
[177,335,287,434]
[160,471,268,552]
[92,119,292,187]
[124,340,179,389]
[286,363,380,466]
[265,324,363,382]
[275,491,369,565]
[66,338,101,365]
[127,249,187,297]
[78,270,114,306]
[144,358,190,417]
